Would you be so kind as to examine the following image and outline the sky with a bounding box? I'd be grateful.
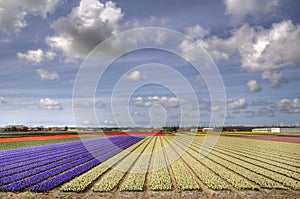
[0,0,300,127]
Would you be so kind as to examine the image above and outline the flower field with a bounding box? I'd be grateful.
[0,135,299,197]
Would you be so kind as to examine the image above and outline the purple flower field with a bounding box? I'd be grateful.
[0,136,143,192]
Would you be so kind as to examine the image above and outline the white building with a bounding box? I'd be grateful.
[252,128,272,133]
[190,128,198,133]
[202,128,215,132]
[273,128,300,133]
[252,127,300,134]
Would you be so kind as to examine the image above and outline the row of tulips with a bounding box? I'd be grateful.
[0,138,107,166]
[0,136,144,192]
[176,136,300,190]
[161,137,200,191]
[201,145,300,190]
[181,138,284,189]
[92,137,151,192]
[172,137,258,190]
[60,137,149,192]
[120,137,156,191]
[214,141,300,168]
[217,137,300,160]
[149,137,173,191]
[211,144,300,180]
[164,137,230,190]
[0,141,111,178]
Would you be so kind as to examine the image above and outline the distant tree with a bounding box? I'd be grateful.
[11,126,17,132]
[21,126,28,132]
[64,126,68,131]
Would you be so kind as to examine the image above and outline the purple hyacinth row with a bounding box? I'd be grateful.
[0,138,111,166]
[30,145,129,192]
[0,141,117,180]
[0,136,143,192]
[0,137,115,162]
[0,140,84,159]
[0,139,111,173]
[0,136,134,171]
[0,138,133,185]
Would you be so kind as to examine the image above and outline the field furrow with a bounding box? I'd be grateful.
[176,136,300,190]
[120,137,156,191]
[161,137,200,191]
[60,137,149,192]
[92,137,151,192]
[149,137,173,191]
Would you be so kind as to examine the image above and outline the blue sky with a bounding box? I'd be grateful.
[0,0,299,127]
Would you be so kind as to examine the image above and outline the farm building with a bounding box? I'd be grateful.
[190,128,198,133]
[252,128,272,133]
[202,127,215,132]
[252,127,300,134]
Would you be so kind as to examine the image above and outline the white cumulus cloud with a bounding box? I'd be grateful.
[180,24,255,62]
[240,20,300,72]
[45,0,123,61]
[183,20,299,88]
[125,70,148,81]
[35,69,59,80]
[184,24,209,39]
[261,71,288,88]
[39,98,62,110]
[257,107,275,117]
[133,96,181,108]
[187,20,300,72]
[224,0,279,24]
[276,98,300,114]
[246,80,262,92]
[227,98,247,110]
[17,49,56,64]
[0,0,61,33]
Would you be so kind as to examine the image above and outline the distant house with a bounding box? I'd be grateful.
[251,128,272,133]
[202,127,215,133]
[252,127,300,134]
[190,128,198,133]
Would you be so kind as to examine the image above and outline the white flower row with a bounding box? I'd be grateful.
[204,146,300,190]
[181,153,230,190]
[218,137,300,160]
[173,136,258,190]
[120,137,156,191]
[216,142,300,168]
[164,137,230,190]
[60,138,149,192]
[212,144,300,179]
[161,137,200,191]
[93,138,152,192]
[170,160,200,191]
[188,136,300,190]
[150,137,172,191]
[198,146,285,189]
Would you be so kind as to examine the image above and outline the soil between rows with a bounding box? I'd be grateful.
[0,190,300,199]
